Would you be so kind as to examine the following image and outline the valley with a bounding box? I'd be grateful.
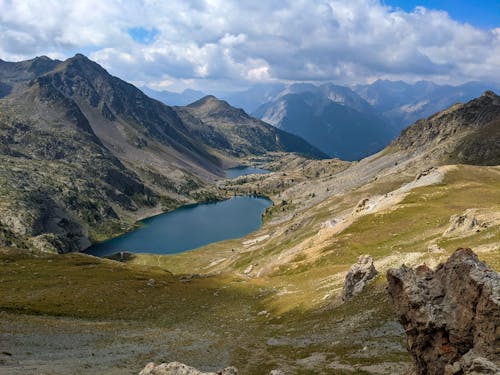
[0,55,499,375]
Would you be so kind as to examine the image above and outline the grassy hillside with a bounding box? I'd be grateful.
[2,164,498,374]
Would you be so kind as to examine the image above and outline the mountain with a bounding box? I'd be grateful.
[145,83,286,114]
[176,95,327,158]
[354,79,499,130]
[3,86,500,375]
[0,54,323,253]
[253,83,395,160]
[142,87,207,106]
[392,90,500,165]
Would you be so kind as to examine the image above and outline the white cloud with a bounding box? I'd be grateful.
[0,0,498,91]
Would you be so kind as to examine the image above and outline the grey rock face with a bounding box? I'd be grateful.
[139,362,238,375]
[445,350,499,375]
[392,91,500,165]
[387,248,500,375]
[342,255,378,301]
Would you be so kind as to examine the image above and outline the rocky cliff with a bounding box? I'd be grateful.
[387,248,500,375]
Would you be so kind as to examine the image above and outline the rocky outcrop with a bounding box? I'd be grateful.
[342,255,378,301]
[139,362,238,375]
[387,248,500,375]
[443,209,500,238]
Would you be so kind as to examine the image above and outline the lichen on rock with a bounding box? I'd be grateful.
[342,254,378,301]
[387,248,500,375]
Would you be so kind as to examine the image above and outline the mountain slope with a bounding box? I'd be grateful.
[392,90,500,165]
[2,88,499,375]
[176,95,327,158]
[101,92,500,373]
[254,88,395,160]
[0,54,325,253]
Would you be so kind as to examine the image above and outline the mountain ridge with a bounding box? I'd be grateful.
[0,54,323,253]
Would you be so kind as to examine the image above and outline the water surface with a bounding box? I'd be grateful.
[85,196,272,257]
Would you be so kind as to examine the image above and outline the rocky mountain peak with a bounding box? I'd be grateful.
[482,90,498,99]
[186,95,250,123]
[53,53,109,80]
[188,95,234,111]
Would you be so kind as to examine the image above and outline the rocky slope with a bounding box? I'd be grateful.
[0,54,323,253]
[140,362,238,375]
[387,249,499,375]
[392,90,500,165]
[1,90,500,374]
[177,95,327,158]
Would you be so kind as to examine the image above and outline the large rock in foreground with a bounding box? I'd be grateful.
[139,362,238,375]
[387,248,500,375]
[342,254,378,301]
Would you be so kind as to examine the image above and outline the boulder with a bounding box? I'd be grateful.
[444,209,483,237]
[387,248,500,375]
[342,255,378,301]
[445,350,499,375]
[139,362,238,375]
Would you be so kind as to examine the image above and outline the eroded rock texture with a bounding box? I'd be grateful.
[387,248,500,375]
[342,254,378,301]
[139,362,238,375]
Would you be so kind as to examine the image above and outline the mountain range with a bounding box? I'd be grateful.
[148,80,499,160]
[0,54,323,253]
[1,54,500,375]
[252,83,395,160]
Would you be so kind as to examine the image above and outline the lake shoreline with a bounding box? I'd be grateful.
[83,195,273,257]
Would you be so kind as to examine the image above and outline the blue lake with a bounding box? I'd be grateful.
[226,166,270,179]
[85,196,272,257]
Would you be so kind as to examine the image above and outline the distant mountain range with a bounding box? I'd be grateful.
[148,80,499,160]
[353,80,500,131]
[252,83,395,160]
[0,54,323,253]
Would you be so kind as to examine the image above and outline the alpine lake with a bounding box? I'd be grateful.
[86,167,272,257]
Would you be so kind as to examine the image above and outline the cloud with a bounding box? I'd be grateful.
[0,0,498,90]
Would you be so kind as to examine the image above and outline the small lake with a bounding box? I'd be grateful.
[85,196,272,257]
[226,166,270,179]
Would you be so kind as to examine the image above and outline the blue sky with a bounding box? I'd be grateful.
[128,27,159,45]
[384,0,500,29]
[0,0,499,91]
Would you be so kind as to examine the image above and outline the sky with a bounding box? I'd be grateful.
[0,0,499,92]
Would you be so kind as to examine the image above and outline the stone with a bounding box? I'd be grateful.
[387,248,500,375]
[243,264,253,275]
[444,209,484,237]
[354,198,371,213]
[342,255,378,301]
[427,243,445,253]
[139,362,238,375]
[445,351,500,375]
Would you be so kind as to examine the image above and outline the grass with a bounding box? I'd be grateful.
[1,164,499,374]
